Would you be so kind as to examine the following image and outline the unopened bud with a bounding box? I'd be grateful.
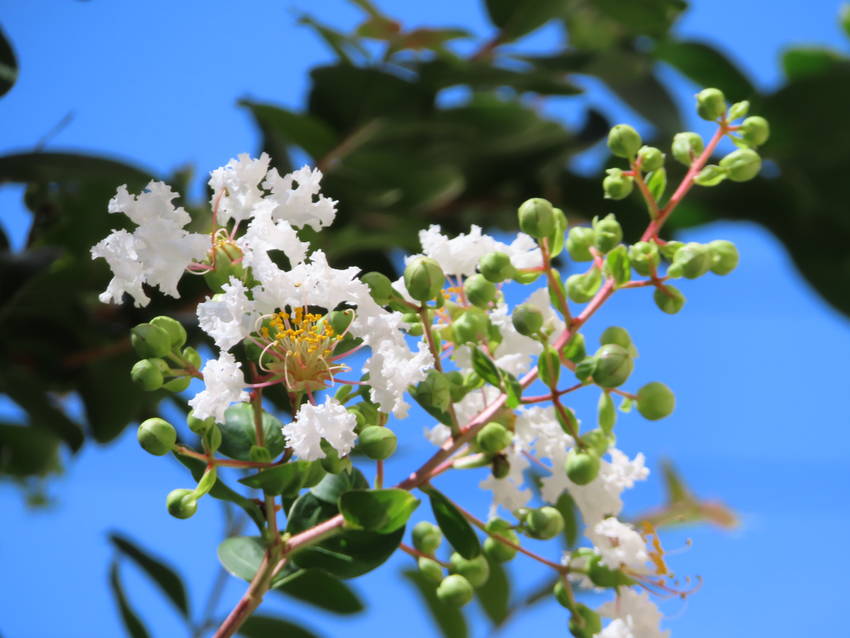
[668,242,711,279]
[720,148,761,182]
[708,239,739,275]
[131,323,172,358]
[452,308,489,344]
[565,448,600,485]
[163,376,191,392]
[476,422,512,454]
[593,214,622,253]
[404,257,445,302]
[182,346,202,370]
[166,488,198,519]
[464,273,497,308]
[607,124,642,158]
[637,381,675,420]
[741,116,770,147]
[358,425,397,460]
[412,521,443,554]
[150,316,187,349]
[524,506,564,540]
[567,267,602,304]
[361,271,395,305]
[569,604,602,638]
[603,168,634,200]
[518,198,556,239]
[629,241,660,276]
[637,146,665,172]
[204,244,245,293]
[653,285,686,314]
[450,552,490,588]
[587,554,635,587]
[479,251,515,283]
[137,417,176,456]
[484,520,519,563]
[437,574,474,607]
[131,358,166,391]
[511,303,544,337]
[672,132,704,166]
[418,557,443,584]
[696,88,726,121]
[188,411,214,435]
[592,343,633,388]
[566,227,595,262]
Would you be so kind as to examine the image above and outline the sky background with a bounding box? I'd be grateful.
[2,1,849,637]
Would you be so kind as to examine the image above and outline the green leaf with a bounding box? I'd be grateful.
[427,488,480,559]
[411,370,453,425]
[239,460,326,496]
[109,561,151,638]
[604,245,631,286]
[594,0,687,38]
[339,488,420,533]
[555,491,579,548]
[240,100,338,160]
[0,372,84,451]
[0,152,151,186]
[217,536,267,583]
[485,0,568,42]
[274,568,364,614]
[471,348,501,388]
[219,403,285,461]
[238,615,321,638]
[0,423,60,477]
[403,570,468,638]
[109,533,189,618]
[646,168,667,203]
[310,467,369,504]
[654,40,756,101]
[502,370,523,409]
[0,26,18,97]
[475,556,510,626]
[291,526,405,579]
[418,59,582,96]
[693,164,727,187]
[298,15,367,64]
[597,392,616,433]
[781,47,844,81]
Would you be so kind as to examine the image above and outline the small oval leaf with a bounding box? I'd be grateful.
[427,488,480,559]
[339,488,420,533]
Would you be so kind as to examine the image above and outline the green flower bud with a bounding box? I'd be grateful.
[696,88,726,121]
[659,240,684,262]
[131,323,172,358]
[569,604,602,638]
[204,243,245,293]
[582,428,613,457]
[319,439,350,474]
[412,521,443,554]
[187,412,214,435]
[404,257,445,302]
[491,454,511,479]
[728,100,749,120]
[325,310,353,335]
[565,448,601,485]
[561,332,586,363]
[593,214,623,253]
[719,148,761,182]
[137,417,176,456]
[708,239,740,275]
[587,554,635,587]
[637,381,675,420]
[602,168,634,201]
[476,422,513,454]
[436,574,474,607]
[574,356,596,383]
[553,580,570,608]
[150,316,187,349]
[358,425,397,460]
[567,267,602,304]
[538,346,561,388]
[479,251,515,283]
[518,198,556,239]
[672,132,704,166]
[464,273,497,309]
[668,242,711,279]
[637,146,665,172]
[523,506,564,540]
[449,552,490,588]
[693,164,728,187]
[162,376,191,392]
[130,358,165,391]
[653,285,686,314]
[418,557,444,584]
[483,520,519,563]
[361,271,395,305]
[511,303,544,337]
[607,124,642,158]
[741,116,770,147]
[592,343,633,388]
[628,241,660,276]
[182,346,202,370]
[566,226,595,262]
[166,488,198,519]
[599,326,631,350]
[452,308,489,344]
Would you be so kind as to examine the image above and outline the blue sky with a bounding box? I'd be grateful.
[2,2,849,637]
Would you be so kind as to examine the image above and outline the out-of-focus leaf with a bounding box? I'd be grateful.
[654,40,756,101]
[781,47,845,81]
[593,0,687,38]
[0,27,18,97]
[217,536,267,582]
[485,0,568,42]
[403,569,468,638]
[239,460,326,496]
[238,615,321,638]
[310,467,370,504]
[298,15,368,64]
[388,28,471,54]
[419,59,582,95]
[0,152,151,186]
[339,488,420,533]
[109,561,151,638]
[78,352,145,444]
[109,533,189,617]
[240,100,338,160]
[555,490,579,547]
[427,487,480,559]
[0,423,60,477]
[475,556,510,626]
[274,568,364,614]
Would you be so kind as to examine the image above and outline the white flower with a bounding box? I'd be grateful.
[364,340,434,417]
[596,588,669,638]
[236,199,309,281]
[417,224,542,277]
[92,182,208,307]
[196,278,258,352]
[424,423,452,447]
[208,153,271,226]
[264,165,337,231]
[514,405,573,461]
[588,518,648,572]
[283,398,357,461]
[188,352,248,422]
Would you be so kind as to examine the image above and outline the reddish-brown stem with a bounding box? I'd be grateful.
[375,459,384,489]
[521,382,586,404]
[630,158,661,219]
[173,445,281,469]
[541,238,572,322]
[399,542,451,568]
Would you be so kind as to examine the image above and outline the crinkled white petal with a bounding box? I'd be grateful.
[264,165,337,231]
[588,518,649,572]
[188,352,248,422]
[197,278,258,351]
[418,224,499,277]
[236,199,309,281]
[283,398,357,461]
[452,385,503,428]
[425,423,452,447]
[596,589,669,638]
[364,340,434,417]
[208,153,271,226]
[490,302,541,376]
[91,229,148,307]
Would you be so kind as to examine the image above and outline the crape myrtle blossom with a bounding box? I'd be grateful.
[282,397,357,461]
[187,352,249,423]
[417,224,542,276]
[595,588,670,638]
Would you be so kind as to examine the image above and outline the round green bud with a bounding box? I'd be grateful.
[599,326,631,350]
[162,376,191,392]
[602,169,634,201]
[436,574,474,607]
[567,268,602,304]
[741,116,770,147]
[592,343,633,388]
[418,557,444,584]
[361,271,395,305]
[668,242,712,279]
[607,124,642,158]
[566,227,595,262]
[182,346,202,370]
[568,604,602,638]
[637,381,675,420]
[628,241,660,276]
[565,448,601,485]
[131,323,172,358]
[587,554,634,587]
[464,273,497,309]
[452,308,489,344]
[483,520,519,563]
[491,454,511,479]
[137,417,176,456]
[672,132,704,166]
[553,580,570,608]
[476,422,513,454]
[204,244,245,293]
[524,506,564,540]
[660,240,684,262]
[449,552,490,588]
[696,88,726,121]
[187,411,214,435]
[637,145,665,172]
[511,303,544,337]
[593,214,623,253]
[479,251,515,283]
[130,358,165,391]
[358,425,398,460]
[404,257,445,302]
[166,488,198,519]
[708,239,740,275]
[320,441,351,475]
[150,316,187,349]
[719,148,761,182]
[517,198,556,239]
[412,521,443,555]
[653,285,686,314]
[582,428,613,457]
[325,310,353,335]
